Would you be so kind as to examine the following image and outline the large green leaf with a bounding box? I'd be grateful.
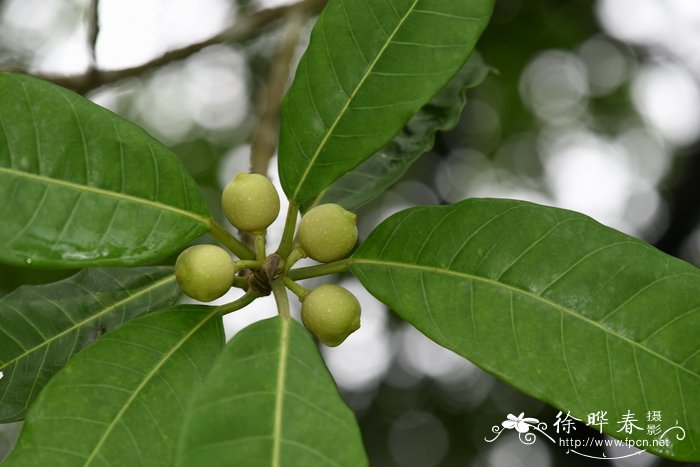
[0,264,75,299]
[278,0,495,203]
[176,316,367,467]
[306,53,491,212]
[0,72,210,268]
[4,305,224,466]
[349,198,700,462]
[0,266,180,423]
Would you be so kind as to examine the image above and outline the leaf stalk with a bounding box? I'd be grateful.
[209,219,256,260]
[276,203,299,258]
[271,279,291,319]
[287,259,351,280]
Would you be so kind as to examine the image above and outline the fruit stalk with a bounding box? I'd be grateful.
[283,276,309,301]
[215,291,258,315]
[254,233,267,261]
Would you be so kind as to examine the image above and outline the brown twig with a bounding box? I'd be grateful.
[87,0,100,66]
[86,0,100,83]
[243,10,306,251]
[249,12,305,175]
[4,0,326,95]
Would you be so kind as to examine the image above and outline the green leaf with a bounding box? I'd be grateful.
[4,305,224,466]
[176,316,367,467]
[0,264,76,299]
[350,198,700,462]
[306,52,491,212]
[0,72,211,268]
[0,266,180,423]
[278,0,495,204]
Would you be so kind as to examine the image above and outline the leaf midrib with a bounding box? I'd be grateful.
[0,274,177,372]
[291,0,420,200]
[271,317,290,467]
[0,166,210,226]
[351,258,699,380]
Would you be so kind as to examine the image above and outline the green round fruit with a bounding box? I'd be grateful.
[222,173,280,232]
[175,245,234,302]
[301,284,361,347]
[297,204,358,263]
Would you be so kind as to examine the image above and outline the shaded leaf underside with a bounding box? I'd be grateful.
[5,305,224,466]
[306,52,491,212]
[279,0,494,203]
[0,266,181,422]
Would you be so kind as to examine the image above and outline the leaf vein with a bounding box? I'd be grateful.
[0,275,176,372]
[0,167,210,226]
[291,0,421,199]
[353,259,699,379]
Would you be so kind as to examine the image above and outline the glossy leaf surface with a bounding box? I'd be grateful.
[0,266,180,422]
[278,0,494,203]
[350,198,700,461]
[0,72,210,268]
[306,53,491,212]
[176,316,367,467]
[4,305,223,466]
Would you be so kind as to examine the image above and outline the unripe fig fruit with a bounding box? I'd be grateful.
[298,204,358,263]
[222,173,280,232]
[301,284,361,347]
[175,244,234,302]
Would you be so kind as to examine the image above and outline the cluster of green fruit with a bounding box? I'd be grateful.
[175,173,360,346]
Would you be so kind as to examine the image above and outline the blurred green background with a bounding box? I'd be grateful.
[1,0,699,465]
